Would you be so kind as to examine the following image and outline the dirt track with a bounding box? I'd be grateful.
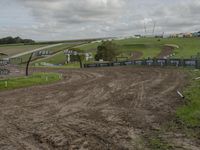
[0,66,194,149]
[158,46,174,59]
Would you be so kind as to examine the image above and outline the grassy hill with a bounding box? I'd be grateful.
[2,37,200,68]
[0,44,49,56]
[76,37,200,59]
[8,43,79,64]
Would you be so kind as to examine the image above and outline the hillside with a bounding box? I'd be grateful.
[77,37,200,59]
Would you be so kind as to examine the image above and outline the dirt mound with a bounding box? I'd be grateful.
[158,46,174,59]
[131,51,143,60]
[0,67,197,149]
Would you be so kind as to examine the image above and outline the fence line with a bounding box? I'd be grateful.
[84,59,200,69]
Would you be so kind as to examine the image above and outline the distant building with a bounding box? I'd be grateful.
[177,33,184,38]
[183,32,193,38]
[170,33,193,38]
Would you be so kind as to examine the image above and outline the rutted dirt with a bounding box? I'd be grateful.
[131,51,143,60]
[158,46,174,59]
[0,67,197,149]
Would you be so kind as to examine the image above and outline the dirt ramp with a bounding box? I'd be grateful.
[131,51,143,60]
[157,46,174,59]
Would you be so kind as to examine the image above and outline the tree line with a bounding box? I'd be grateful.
[0,36,35,45]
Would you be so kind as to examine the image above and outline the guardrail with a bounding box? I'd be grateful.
[84,59,200,69]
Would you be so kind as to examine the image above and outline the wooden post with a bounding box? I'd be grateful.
[26,53,34,76]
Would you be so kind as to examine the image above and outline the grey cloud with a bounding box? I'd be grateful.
[1,0,200,40]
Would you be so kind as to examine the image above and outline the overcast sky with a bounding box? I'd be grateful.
[0,0,200,41]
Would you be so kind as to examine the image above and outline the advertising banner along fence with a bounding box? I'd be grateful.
[84,59,200,69]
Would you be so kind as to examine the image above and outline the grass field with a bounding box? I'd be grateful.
[0,44,49,56]
[34,51,67,64]
[75,42,100,52]
[10,43,79,64]
[0,72,61,91]
[33,43,74,65]
[42,43,77,54]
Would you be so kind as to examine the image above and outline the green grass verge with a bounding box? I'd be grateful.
[147,136,173,150]
[176,69,200,127]
[0,73,62,91]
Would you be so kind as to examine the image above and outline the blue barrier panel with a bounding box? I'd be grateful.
[183,59,197,67]
[156,59,167,66]
[85,64,98,68]
[124,61,133,65]
[113,62,122,66]
[134,60,144,65]
[145,60,154,66]
[84,58,200,69]
[168,59,182,67]
[99,63,110,67]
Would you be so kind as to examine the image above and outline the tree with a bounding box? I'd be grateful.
[95,41,119,61]
[70,48,85,68]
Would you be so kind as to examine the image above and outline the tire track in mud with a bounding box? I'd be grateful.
[0,67,188,149]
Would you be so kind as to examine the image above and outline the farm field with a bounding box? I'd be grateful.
[0,66,199,149]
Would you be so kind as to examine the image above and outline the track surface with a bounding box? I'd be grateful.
[0,67,189,149]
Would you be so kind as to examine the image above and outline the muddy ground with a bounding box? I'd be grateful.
[131,51,143,60]
[0,67,199,149]
[157,46,174,59]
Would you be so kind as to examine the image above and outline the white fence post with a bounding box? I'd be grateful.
[5,81,8,88]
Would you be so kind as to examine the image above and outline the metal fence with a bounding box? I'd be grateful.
[84,59,200,69]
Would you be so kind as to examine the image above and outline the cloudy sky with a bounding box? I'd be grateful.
[0,0,200,41]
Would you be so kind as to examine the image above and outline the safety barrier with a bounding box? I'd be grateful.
[84,59,200,69]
